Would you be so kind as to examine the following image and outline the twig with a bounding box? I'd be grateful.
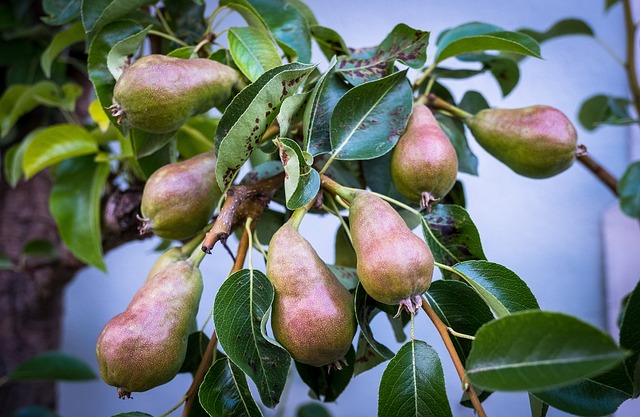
[421,296,488,417]
[623,0,640,115]
[576,146,619,196]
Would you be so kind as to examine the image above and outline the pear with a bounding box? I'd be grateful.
[349,191,433,315]
[139,151,222,240]
[109,54,243,133]
[96,259,203,397]
[391,104,458,207]
[266,223,356,367]
[465,105,578,178]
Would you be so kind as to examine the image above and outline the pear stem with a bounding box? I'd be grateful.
[187,245,206,267]
[320,174,359,202]
[576,147,619,196]
[425,94,472,120]
[148,30,189,47]
[288,199,315,230]
[421,296,488,417]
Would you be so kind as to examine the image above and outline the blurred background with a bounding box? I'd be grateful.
[58,0,638,416]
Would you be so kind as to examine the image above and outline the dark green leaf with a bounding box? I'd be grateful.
[336,24,429,86]
[40,21,85,78]
[179,332,210,374]
[431,67,483,80]
[329,70,412,160]
[240,161,285,185]
[459,91,489,114]
[246,0,312,62]
[220,0,270,31]
[164,0,207,46]
[378,340,453,417]
[0,82,58,137]
[529,395,549,417]
[295,346,355,402]
[619,161,640,218]
[82,0,155,35]
[111,413,153,417]
[421,204,485,268]
[334,225,356,268]
[452,260,539,318]
[228,26,282,82]
[425,280,494,366]
[466,311,628,391]
[354,284,394,361]
[215,62,316,192]
[22,124,98,178]
[131,138,176,180]
[485,56,520,96]
[310,25,349,60]
[285,0,318,25]
[22,239,59,260]
[252,208,285,245]
[296,403,332,417]
[130,127,177,158]
[199,357,263,417]
[519,19,594,43]
[213,269,291,408]
[275,137,320,209]
[436,115,478,175]
[13,406,60,417]
[606,0,622,11]
[435,22,541,63]
[50,156,109,271]
[41,0,81,25]
[107,25,152,80]
[579,94,635,130]
[354,332,387,376]
[9,351,96,381]
[619,279,640,395]
[176,115,218,158]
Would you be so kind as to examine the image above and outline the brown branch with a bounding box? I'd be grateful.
[421,296,488,417]
[623,0,640,115]
[576,146,619,196]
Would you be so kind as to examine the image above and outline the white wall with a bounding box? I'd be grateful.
[59,1,635,416]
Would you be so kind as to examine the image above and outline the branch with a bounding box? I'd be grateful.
[576,146,619,196]
[623,0,640,116]
[421,296,488,417]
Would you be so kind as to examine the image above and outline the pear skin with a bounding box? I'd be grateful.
[466,105,577,178]
[110,54,243,133]
[266,223,356,367]
[140,151,222,240]
[349,191,434,314]
[391,104,458,207]
[96,259,203,397]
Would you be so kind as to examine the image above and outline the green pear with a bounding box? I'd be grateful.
[391,104,458,207]
[349,191,433,315]
[140,151,222,240]
[109,54,244,133]
[266,223,356,367]
[96,259,203,398]
[466,105,578,178]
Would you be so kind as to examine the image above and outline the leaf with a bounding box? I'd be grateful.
[296,403,333,417]
[466,310,628,392]
[606,0,622,11]
[215,62,316,192]
[619,161,640,218]
[435,22,541,63]
[619,279,640,394]
[354,284,394,361]
[275,137,320,210]
[459,90,489,114]
[50,156,109,271]
[220,0,270,32]
[129,126,177,158]
[0,81,58,137]
[107,25,152,80]
[164,0,207,46]
[326,265,358,291]
[40,21,85,78]
[34,82,83,112]
[310,25,349,60]
[421,204,485,268]
[329,70,412,161]
[9,351,96,381]
[354,332,388,376]
[12,406,60,417]
[436,115,478,175]
[246,0,312,63]
[111,413,154,417]
[179,331,211,374]
[452,260,539,318]
[228,26,282,82]
[213,269,291,408]
[22,239,59,260]
[378,340,453,417]
[303,60,350,156]
[519,19,594,43]
[176,116,218,158]
[42,0,81,25]
[336,24,429,86]
[82,0,154,35]
[295,346,355,402]
[277,92,309,137]
[199,357,263,417]
[579,94,635,130]
[3,128,41,187]
[22,124,98,178]
[425,280,494,366]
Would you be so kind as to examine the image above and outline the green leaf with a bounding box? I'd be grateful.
[436,115,478,175]
[378,340,453,417]
[228,26,282,82]
[213,269,291,408]
[215,62,316,192]
[459,90,489,114]
[164,0,207,46]
[296,403,332,417]
[50,156,109,271]
[129,126,177,158]
[33,82,83,113]
[176,115,218,158]
[179,332,210,374]
[3,129,40,187]
[354,284,394,361]
[277,92,309,137]
[220,0,270,32]
[87,20,145,130]
[336,24,429,86]
[619,161,640,218]
[199,357,263,417]
[0,81,58,137]
[82,0,155,35]
[246,0,312,63]
[295,346,355,402]
[40,21,85,78]
[329,70,412,160]
[606,0,622,11]
[421,204,486,268]
[354,332,388,377]
[303,60,350,156]
[107,25,152,80]
[42,0,81,25]
[619,279,640,394]
[111,413,154,417]
[275,137,319,210]
[22,124,98,178]
[466,311,628,392]
[22,239,59,260]
[452,260,539,318]
[579,94,636,130]
[425,280,494,366]
[310,25,349,60]
[519,19,594,43]
[435,22,541,63]
[9,351,96,381]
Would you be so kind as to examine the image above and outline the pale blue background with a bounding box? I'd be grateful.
[58,1,635,416]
